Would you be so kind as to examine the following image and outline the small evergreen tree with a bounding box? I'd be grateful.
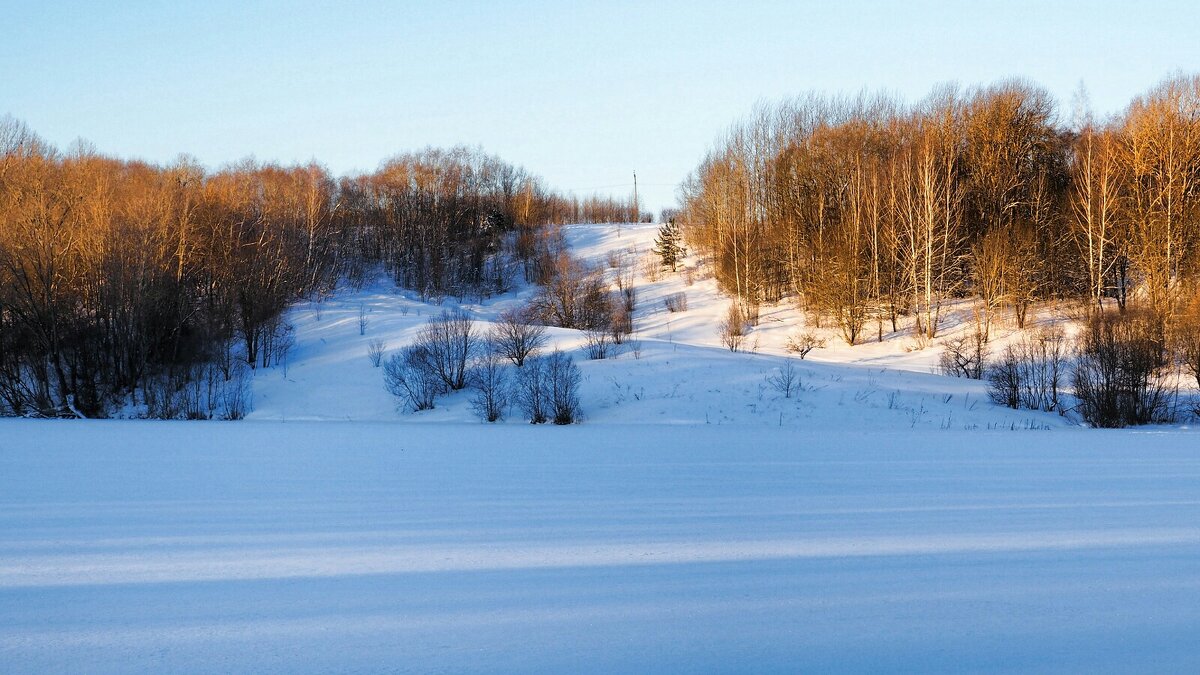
[652,220,685,272]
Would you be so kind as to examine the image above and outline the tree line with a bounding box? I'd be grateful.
[0,116,634,417]
[679,75,1200,347]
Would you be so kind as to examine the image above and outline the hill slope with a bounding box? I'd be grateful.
[248,221,1073,431]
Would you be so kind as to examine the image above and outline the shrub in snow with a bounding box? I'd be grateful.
[531,253,612,330]
[719,303,749,352]
[489,307,546,367]
[766,360,802,398]
[742,302,760,327]
[259,318,295,369]
[612,254,637,316]
[584,327,613,359]
[545,350,582,425]
[1175,296,1200,389]
[417,309,478,390]
[515,357,549,424]
[470,354,509,423]
[220,364,252,420]
[663,292,687,313]
[939,327,988,379]
[784,331,825,359]
[609,304,633,345]
[367,339,387,367]
[384,345,442,411]
[641,253,662,282]
[1073,312,1176,427]
[619,281,637,315]
[140,362,251,421]
[986,327,1068,413]
[141,372,179,420]
[628,336,643,360]
[515,350,581,424]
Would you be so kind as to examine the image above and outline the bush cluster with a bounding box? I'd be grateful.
[382,308,582,424]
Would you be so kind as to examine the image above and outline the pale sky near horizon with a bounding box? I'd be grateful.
[3,1,1199,213]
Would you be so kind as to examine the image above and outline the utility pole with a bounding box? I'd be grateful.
[632,170,638,224]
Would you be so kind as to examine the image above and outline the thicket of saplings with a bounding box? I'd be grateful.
[0,116,636,419]
[938,307,1199,428]
[682,74,1200,427]
[380,236,664,423]
[382,308,583,424]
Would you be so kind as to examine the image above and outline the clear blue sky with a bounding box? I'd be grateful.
[3,0,1198,213]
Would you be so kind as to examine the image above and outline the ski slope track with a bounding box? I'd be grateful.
[2,223,1199,672]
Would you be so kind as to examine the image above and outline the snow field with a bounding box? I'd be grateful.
[2,422,1200,672]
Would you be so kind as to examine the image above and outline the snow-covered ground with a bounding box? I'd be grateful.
[2,222,1199,671]
[3,422,1200,672]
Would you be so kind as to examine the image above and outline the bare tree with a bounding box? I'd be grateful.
[545,350,582,425]
[584,327,613,359]
[663,292,688,313]
[416,308,478,390]
[986,328,1068,412]
[531,253,612,330]
[515,356,548,423]
[609,304,632,345]
[766,359,802,398]
[1121,76,1200,317]
[718,302,749,352]
[383,346,441,411]
[970,229,1009,340]
[1074,312,1176,427]
[939,320,989,379]
[1070,120,1125,313]
[1175,295,1200,388]
[367,338,387,367]
[470,353,509,422]
[785,331,826,358]
[489,306,546,366]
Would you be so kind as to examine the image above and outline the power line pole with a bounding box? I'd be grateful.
[630,170,638,235]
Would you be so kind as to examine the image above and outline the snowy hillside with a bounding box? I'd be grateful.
[248,221,1083,431]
